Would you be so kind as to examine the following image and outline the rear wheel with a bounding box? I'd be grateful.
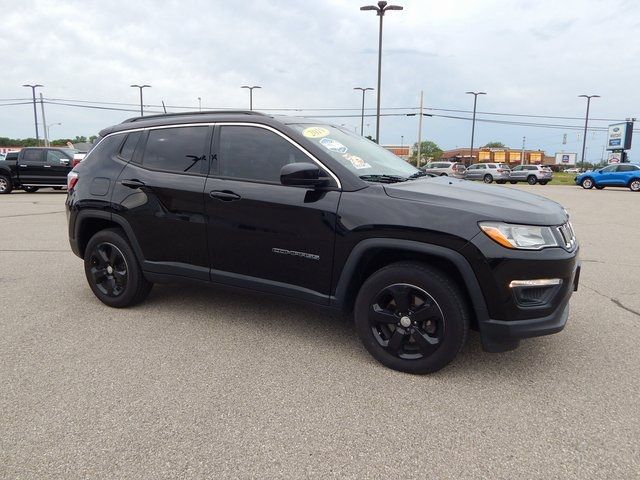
[23,186,39,193]
[0,175,12,194]
[354,262,469,374]
[581,178,594,189]
[84,228,153,308]
[527,175,537,185]
[630,179,640,192]
[483,174,493,184]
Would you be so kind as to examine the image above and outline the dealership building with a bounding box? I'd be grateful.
[439,147,555,165]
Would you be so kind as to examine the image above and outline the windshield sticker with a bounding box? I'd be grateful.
[319,137,348,154]
[342,153,371,170]
[302,127,330,138]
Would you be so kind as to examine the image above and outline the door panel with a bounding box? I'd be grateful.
[45,149,73,184]
[18,149,45,184]
[205,178,340,297]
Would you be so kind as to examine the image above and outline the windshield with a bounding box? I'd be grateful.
[291,124,419,180]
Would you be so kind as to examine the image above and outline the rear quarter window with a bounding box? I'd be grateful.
[83,135,125,164]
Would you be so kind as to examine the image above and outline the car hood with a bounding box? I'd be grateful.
[383,177,567,225]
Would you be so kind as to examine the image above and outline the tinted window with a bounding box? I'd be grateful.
[617,164,635,172]
[142,127,208,174]
[218,126,309,183]
[22,149,44,162]
[84,135,125,164]
[119,131,142,161]
[46,150,68,164]
[6,152,18,161]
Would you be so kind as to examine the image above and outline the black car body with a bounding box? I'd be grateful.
[66,111,580,373]
[0,147,74,193]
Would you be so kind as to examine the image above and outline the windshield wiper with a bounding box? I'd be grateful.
[359,174,408,184]
[407,171,430,179]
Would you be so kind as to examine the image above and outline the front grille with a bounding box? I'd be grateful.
[556,222,576,250]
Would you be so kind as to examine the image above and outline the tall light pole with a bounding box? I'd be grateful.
[406,108,433,168]
[22,84,43,143]
[353,87,374,136]
[465,91,486,166]
[47,123,61,144]
[241,85,261,111]
[130,85,151,116]
[578,94,600,170]
[360,1,403,144]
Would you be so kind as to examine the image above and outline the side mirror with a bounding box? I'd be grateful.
[280,162,329,187]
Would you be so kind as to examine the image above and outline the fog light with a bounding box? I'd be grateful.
[509,279,562,308]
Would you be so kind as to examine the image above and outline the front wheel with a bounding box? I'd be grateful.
[354,262,469,374]
[581,178,594,189]
[23,186,39,193]
[527,175,537,185]
[84,228,153,308]
[0,175,13,194]
[630,179,640,192]
[483,174,494,184]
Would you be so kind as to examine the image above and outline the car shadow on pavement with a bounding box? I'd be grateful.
[139,281,565,377]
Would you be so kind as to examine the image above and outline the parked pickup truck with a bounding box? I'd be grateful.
[0,147,75,194]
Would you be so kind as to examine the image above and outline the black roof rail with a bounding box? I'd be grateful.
[122,110,268,124]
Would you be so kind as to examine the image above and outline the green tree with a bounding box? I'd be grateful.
[411,141,442,163]
[72,135,87,144]
[484,141,505,148]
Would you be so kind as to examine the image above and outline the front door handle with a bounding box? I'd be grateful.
[209,190,241,201]
[43,165,52,168]
[121,179,146,189]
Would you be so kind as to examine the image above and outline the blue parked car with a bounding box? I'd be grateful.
[575,163,640,191]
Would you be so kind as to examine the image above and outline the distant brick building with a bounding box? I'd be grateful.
[440,147,554,165]
[382,145,411,160]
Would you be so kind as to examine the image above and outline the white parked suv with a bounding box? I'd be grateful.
[420,161,466,178]
[509,165,553,185]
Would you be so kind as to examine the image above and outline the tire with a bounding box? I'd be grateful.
[527,175,537,185]
[440,173,448,176]
[509,181,517,184]
[539,180,548,185]
[23,186,39,193]
[630,179,640,192]
[354,262,469,374]
[84,228,153,308]
[0,175,13,194]
[581,178,594,189]
[483,174,493,184]
[595,185,605,190]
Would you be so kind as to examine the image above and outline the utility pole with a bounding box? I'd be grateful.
[578,94,600,170]
[22,84,43,144]
[39,93,48,147]
[520,136,526,166]
[465,91,486,166]
[353,87,374,136]
[416,90,424,168]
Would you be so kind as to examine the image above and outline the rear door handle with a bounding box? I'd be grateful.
[19,164,27,167]
[121,179,146,189]
[43,165,52,168]
[209,190,241,201]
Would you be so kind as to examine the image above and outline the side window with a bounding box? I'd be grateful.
[617,164,634,172]
[217,126,309,183]
[478,164,486,169]
[488,164,497,169]
[83,135,124,164]
[46,150,68,164]
[513,166,521,171]
[119,131,143,162]
[142,127,208,174]
[601,165,616,172]
[22,149,44,163]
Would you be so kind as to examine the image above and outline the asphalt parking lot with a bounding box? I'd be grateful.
[1,185,638,479]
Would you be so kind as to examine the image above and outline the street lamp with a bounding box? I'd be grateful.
[465,91,486,166]
[360,1,403,144]
[47,122,61,143]
[406,111,433,167]
[241,85,261,111]
[22,84,43,143]
[578,94,600,170]
[130,85,151,116]
[353,87,374,136]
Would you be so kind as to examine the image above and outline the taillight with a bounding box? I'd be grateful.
[72,158,81,167]
[67,171,79,191]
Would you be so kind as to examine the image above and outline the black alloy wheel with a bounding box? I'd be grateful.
[354,262,469,374]
[527,175,537,185]
[88,242,129,298]
[369,284,444,360]
[84,228,153,307]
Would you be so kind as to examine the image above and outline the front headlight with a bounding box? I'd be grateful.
[479,222,559,250]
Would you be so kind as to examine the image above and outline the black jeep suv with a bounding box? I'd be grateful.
[66,111,580,374]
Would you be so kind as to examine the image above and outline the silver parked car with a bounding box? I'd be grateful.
[464,163,511,184]
[509,165,553,185]
[421,161,466,178]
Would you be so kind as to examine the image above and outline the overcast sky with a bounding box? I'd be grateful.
[1,0,639,160]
